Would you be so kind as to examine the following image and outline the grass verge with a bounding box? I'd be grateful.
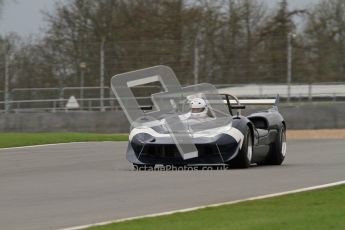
[0,133,128,148]
[86,184,345,230]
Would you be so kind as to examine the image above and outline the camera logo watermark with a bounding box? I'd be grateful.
[111,65,231,160]
[133,165,230,171]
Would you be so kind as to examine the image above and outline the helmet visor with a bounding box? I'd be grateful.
[191,108,205,113]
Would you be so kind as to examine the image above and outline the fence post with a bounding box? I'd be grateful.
[53,101,57,113]
[259,85,263,97]
[100,37,106,112]
[4,53,10,113]
[109,88,114,111]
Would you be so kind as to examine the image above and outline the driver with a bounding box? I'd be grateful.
[190,98,209,119]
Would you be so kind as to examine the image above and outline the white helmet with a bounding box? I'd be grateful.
[190,98,208,118]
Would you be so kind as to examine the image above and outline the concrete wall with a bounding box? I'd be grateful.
[0,103,344,133]
[0,111,130,133]
[279,103,345,129]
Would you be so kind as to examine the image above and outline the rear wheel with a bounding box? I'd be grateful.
[229,127,252,169]
[264,125,286,165]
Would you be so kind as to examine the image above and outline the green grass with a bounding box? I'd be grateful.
[86,185,345,230]
[0,133,128,148]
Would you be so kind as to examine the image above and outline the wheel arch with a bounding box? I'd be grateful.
[232,116,255,146]
[246,121,255,146]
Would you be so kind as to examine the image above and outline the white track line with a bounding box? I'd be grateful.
[0,142,113,151]
[60,180,345,230]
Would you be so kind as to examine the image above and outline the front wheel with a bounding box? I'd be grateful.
[229,127,252,169]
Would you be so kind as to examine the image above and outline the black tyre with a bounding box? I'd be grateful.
[264,125,286,165]
[133,164,155,171]
[229,127,252,169]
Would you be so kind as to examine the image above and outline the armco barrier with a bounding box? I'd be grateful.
[0,103,344,132]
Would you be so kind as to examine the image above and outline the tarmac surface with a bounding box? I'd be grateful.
[0,140,344,230]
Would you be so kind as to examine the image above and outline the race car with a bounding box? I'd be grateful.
[111,66,286,169]
[126,93,286,169]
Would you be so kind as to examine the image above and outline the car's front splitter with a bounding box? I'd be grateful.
[127,133,240,165]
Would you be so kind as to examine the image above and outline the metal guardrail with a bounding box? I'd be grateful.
[9,85,161,101]
[1,84,345,113]
[1,94,344,114]
[0,96,155,113]
[217,83,345,98]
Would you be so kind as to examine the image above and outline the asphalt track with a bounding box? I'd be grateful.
[0,140,344,230]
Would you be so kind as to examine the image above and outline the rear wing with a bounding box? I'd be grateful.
[221,94,280,115]
[227,98,277,105]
